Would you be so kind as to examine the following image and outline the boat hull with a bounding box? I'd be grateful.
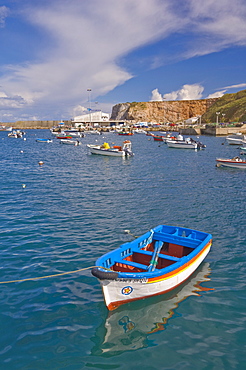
[87,145,125,156]
[60,139,80,145]
[100,242,211,310]
[166,140,197,149]
[216,158,246,168]
[36,139,53,143]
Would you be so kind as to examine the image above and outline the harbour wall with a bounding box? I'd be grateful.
[3,120,72,129]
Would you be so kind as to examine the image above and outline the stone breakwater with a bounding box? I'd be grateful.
[110,98,218,122]
[2,120,72,129]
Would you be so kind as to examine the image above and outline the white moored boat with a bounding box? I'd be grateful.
[226,133,246,145]
[87,140,134,157]
[60,139,81,146]
[216,157,246,169]
[166,137,205,149]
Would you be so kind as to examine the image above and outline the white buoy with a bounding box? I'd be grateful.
[20,150,24,153]
[22,184,26,188]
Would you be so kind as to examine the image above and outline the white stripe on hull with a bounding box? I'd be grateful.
[101,246,210,308]
[217,161,246,169]
[167,141,197,149]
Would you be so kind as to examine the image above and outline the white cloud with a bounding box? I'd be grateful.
[222,83,246,89]
[0,0,177,119]
[206,83,246,98]
[164,84,204,101]
[206,90,227,99]
[150,88,163,101]
[0,6,9,27]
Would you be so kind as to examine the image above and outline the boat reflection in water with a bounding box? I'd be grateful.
[92,262,212,355]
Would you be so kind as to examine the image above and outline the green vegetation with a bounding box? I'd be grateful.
[130,102,147,110]
[203,89,246,123]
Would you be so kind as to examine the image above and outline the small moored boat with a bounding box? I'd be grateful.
[36,138,53,143]
[0,125,12,131]
[152,134,166,142]
[60,139,81,145]
[92,224,212,310]
[226,133,246,145]
[87,140,134,157]
[8,130,25,138]
[166,137,205,149]
[56,135,73,139]
[216,157,246,169]
[118,132,133,136]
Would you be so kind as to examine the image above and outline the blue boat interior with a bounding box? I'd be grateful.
[98,225,210,274]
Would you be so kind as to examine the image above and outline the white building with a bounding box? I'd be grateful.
[184,117,199,124]
[73,111,110,126]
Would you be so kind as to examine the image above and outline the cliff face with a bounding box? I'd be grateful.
[111,98,218,122]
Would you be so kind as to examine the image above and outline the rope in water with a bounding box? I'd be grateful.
[0,265,112,285]
[0,230,136,285]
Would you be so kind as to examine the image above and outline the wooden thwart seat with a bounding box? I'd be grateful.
[114,259,148,270]
[153,231,198,248]
[136,249,180,262]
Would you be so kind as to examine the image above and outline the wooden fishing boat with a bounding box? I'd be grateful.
[216,157,246,169]
[87,140,134,157]
[152,134,165,142]
[92,224,212,310]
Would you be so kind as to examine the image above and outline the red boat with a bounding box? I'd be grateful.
[153,134,176,142]
[153,135,165,141]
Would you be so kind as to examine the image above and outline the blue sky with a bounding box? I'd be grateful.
[0,0,246,122]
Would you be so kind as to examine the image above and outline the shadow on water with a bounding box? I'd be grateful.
[91,262,213,356]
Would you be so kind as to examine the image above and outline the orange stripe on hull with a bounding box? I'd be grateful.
[147,241,212,284]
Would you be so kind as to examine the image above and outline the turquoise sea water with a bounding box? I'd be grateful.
[0,130,245,370]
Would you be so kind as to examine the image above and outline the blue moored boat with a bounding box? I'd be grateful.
[36,138,53,143]
[92,225,212,310]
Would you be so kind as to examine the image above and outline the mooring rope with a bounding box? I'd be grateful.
[124,229,138,238]
[0,265,112,285]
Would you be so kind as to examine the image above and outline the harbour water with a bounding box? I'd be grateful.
[0,130,245,369]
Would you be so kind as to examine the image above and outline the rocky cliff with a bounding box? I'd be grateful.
[111,98,218,123]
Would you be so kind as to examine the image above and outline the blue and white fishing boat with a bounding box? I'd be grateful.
[92,224,212,310]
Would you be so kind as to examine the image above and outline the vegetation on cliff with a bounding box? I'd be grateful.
[202,89,246,123]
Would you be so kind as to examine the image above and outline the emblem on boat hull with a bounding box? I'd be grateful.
[121,286,133,295]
